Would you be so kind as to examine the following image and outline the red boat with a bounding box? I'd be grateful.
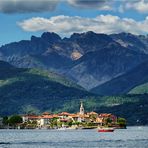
[98,127,114,132]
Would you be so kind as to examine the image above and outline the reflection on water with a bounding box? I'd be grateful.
[0,127,148,148]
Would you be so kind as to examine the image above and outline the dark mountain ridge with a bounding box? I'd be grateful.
[0,31,148,90]
[111,32,148,54]
[91,60,148,95]
[0,32,148,124]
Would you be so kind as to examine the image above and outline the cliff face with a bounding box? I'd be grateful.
[0,31,148,90]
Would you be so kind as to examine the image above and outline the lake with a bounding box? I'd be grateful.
[0,126,148,148]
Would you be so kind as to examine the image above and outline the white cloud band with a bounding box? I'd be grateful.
[18,15,148,35]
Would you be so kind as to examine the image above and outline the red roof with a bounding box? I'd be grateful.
[23,115,53,119]
[59,112,70,116]
[69,114,79,118]
[42,112,50,115]
[27,115,39,119]
[87,112,98,115]
[40,115,53,119]
[52,114,59,118]
[60,119,69,122]
[98,113,113,117]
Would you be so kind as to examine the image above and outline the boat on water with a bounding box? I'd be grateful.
[98,127,114,132]
[57,124,78,130]
[57,127,77,130]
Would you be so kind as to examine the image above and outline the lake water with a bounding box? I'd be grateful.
[0,126,148,148]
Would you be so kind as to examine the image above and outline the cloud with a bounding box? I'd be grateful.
[1,0,147,14]
[67,0,113,10]
[18,15,148,35]
[122,0,148,13]
[0,0,114,14]
[0,0,58,13]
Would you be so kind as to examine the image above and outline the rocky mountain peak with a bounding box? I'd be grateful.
[41,32,61,43]
[0,31,148,91]
[70,31,111,40]
[31,35,40,42]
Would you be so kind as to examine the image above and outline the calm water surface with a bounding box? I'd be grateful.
[0,126,148,148]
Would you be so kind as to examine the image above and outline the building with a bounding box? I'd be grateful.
[96,113,117,125]
[80,101,84,115]
[78,101,85,122]
[22,115,39,123]
[21,102,118,128]
[39,115,53,127]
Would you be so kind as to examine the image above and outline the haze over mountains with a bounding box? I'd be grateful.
[0,31,148,94]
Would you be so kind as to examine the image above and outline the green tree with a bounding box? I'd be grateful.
[50,118,58,128]
[3,116,9,125]
[117,117,126,127]
[104,118,112,126]
[67,120,73,127]
[75,121,81,126]
[87,122,95,126]
[8,115,22,126]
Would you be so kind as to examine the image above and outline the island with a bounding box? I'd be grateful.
[1,102,126,129]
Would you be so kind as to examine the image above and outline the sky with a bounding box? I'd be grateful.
[0,0,148,46]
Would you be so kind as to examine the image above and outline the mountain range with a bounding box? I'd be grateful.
[0,31,148,93]
[1,31,148,125]
[1,60,148,125]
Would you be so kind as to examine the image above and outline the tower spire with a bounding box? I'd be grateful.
[80,101,84,115]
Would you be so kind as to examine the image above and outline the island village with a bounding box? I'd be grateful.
[10,102,125,130]
[1,102,126,130]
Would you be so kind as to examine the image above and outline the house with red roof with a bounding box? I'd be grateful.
[21,102,118,128]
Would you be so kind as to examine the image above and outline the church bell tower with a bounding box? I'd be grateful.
[80,101,84,115]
